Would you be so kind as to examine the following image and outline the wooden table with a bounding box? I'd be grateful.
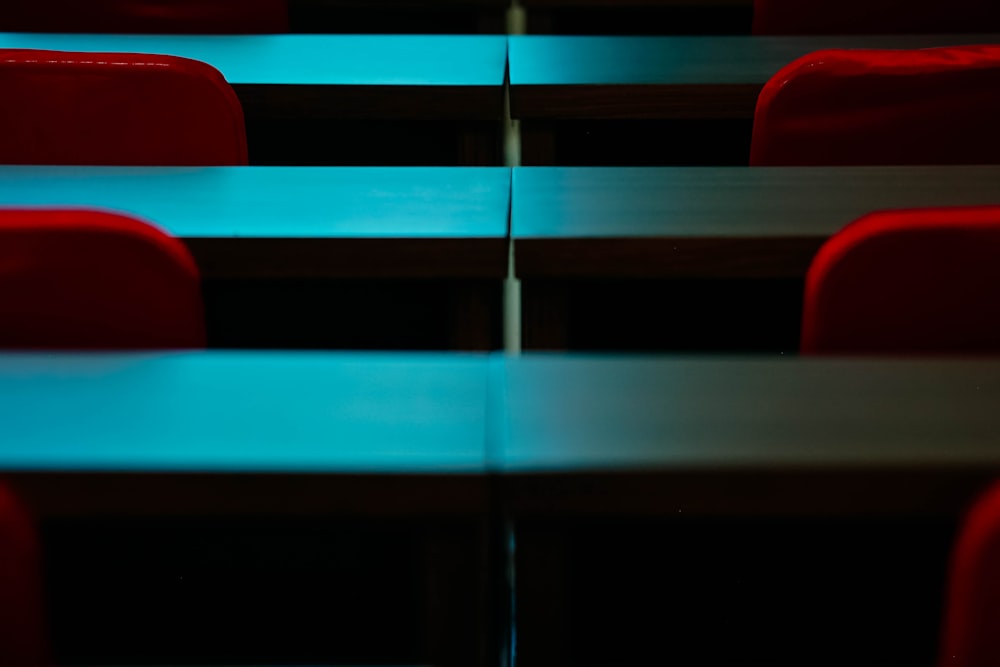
[512,166,1000,349]
[0,33,508,165]
[0,351,497,667]
[509,34,1000,164]
[0,166,510,349]
[499,354,1000,667]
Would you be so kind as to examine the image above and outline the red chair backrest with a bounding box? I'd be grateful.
[0,483,46,667]
[0,49,248,166]
[0,208,206,349]
[750,45,1000,166]
[753,0,1000,34]
[0,0,288,34]
[801,206,1000,355]
[940,481,1000,667]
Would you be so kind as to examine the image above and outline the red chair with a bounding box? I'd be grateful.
[0,49,248,166]
[0,209,206,349]
[940,481,1000,667]
[750,45,1000,166]
[753,0,1000,35]
[0,482,46,667]
[0,0,288,34]
[801,206,1000,355]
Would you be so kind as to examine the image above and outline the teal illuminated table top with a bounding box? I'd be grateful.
[0,166,509,238]
[500,356,1000,471]
[499,355,1000,514]
[0,351,501,515]
[0,33,506,86]
[0,352,491,473]
[0,34,507,121]
[512,166,1000,278]
[0,166,510,278]
[4,352,1000,515]
[7,352,998,473]
[508,34,1000,118]
[10,351,1000,473]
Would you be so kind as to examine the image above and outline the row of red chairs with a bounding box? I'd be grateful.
[2,0,1000,35]
[3,45,1000,168]
[1,44,999,353]
[0,203,995,355]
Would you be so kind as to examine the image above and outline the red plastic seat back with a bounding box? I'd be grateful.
[753,0,1000,35]
[0,49,248,166]
[750,46,1000,166]
[801,207,1000,355]
[0,209,206,349]
[0,0,288,34]
[940,481,1000,667]
[0,483,46,667]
